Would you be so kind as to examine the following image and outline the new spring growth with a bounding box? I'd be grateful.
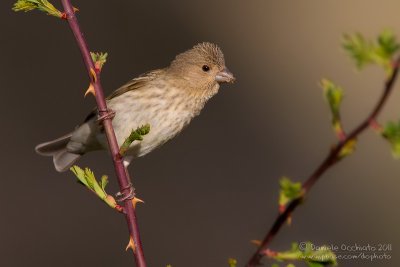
[247,30,400,267]
[70,166,123,212]
[320,79,357,159]
[343,30,400,76]
[268,242,337,267]
[14,0,147,263]
[13,0,78,19]
[278,177,303,213]
[382,120,400,158]
[120,124,151,155]
[228,258,237,267]
[278,177,303,225]
[342,31,400,160]
[91,52,108,72]
[13,0,62,17]
[321,79,345,140]
[85,52,108,97]
[69,125,150,212]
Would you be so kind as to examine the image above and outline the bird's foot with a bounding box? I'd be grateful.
[97,108,116,122]
[115,182,135,202]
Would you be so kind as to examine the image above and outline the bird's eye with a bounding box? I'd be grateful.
[202,65,210,72]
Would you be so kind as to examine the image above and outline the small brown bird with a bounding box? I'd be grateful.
[35,42,235,172]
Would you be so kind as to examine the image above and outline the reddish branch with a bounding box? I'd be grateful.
[60,1,146,266]
[246,56,400,267]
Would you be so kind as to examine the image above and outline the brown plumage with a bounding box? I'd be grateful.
[35,42,235,172]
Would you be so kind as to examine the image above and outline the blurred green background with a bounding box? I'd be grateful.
[1,1,399,266]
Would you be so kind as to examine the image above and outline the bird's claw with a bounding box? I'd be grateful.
[115,182,135,202]
[97,109,116,122]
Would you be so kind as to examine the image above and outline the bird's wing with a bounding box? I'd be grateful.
[83,69,165,122]
[106,69,165,100]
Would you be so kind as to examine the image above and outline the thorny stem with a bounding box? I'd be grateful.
[60,1,146,266]
[246,56,400,267]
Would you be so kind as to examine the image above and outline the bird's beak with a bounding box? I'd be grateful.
[215,68,235,83]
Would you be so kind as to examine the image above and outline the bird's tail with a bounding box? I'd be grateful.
[35,133,81,172]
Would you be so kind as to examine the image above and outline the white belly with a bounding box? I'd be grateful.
[102,88,196,158]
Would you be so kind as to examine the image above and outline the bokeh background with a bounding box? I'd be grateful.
[1,1,400,266]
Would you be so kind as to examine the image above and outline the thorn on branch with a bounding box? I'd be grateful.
[84,83,95,97]
[89,68,97,82]
[132,197,145,209]
[263,249,278,258]
[250,240,262,247]
[60,6,78,20]
[58,0,147,264]
[126,236,136,252]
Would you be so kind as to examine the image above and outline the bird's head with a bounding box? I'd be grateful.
[168,42,235,96]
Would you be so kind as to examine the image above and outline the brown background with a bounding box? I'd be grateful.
[1,1,399,266]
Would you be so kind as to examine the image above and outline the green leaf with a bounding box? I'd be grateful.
[382,120,400,158]
[305,247,337,266]
[120,124,151,155]
[270,242,337,267]
[90,52,108,70]
[286,264,296,267]
[91,179,107,199]
[302,243,337,266]
[70,165,89,187]
[13,0,63,17]
[70,166,117,210]
[321,79,344,137]
[273,243,303,262]
[84,167,96,191]
[343,33,375,69]
[271,264,280,267]
[228,258,237,267]
[376,30,400,62]
[338,138,357,159]
[100,175,109,192]
[279,177,303,208]
[343,30,400,75]
[82,168,107,200]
